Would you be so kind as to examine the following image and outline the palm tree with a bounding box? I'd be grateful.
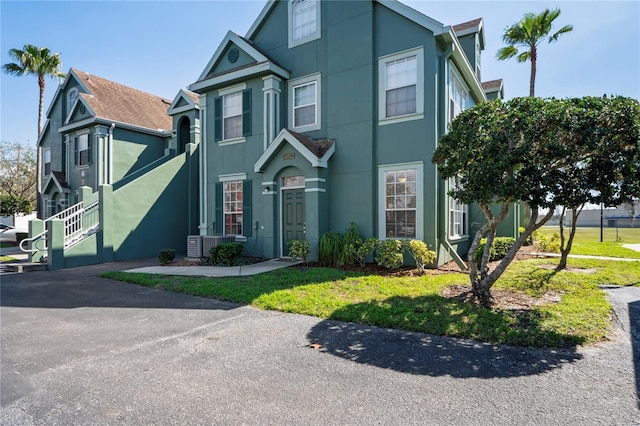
[2,44,66,217]
[497,9,572,97]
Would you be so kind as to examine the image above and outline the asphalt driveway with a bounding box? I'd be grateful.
[1,260,639,425]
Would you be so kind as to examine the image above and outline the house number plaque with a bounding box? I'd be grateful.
[283,153,295,160]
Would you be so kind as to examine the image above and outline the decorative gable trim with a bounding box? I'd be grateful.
[453,18,485,49]
[168,88,200,115]
[64,95,96,126]
[43,170,71,194]
[254,128,335,172]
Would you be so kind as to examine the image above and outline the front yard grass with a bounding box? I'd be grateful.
[536,226,640,258]
[101,257,640,349]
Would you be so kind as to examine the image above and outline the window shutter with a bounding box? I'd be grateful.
[214,96,222,142]
[74,137,78,166]
[242,89,252,137]
[242,179,252,237]
[215,182,223,235]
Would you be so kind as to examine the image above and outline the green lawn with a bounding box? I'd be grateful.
[536,226,640,258]
[0,255,17,262]
[101,256,640,349]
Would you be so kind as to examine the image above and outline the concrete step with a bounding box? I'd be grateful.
[3,262,48,273]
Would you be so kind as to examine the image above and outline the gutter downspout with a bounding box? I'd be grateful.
[438,43,468,272]
[108,123,115,184]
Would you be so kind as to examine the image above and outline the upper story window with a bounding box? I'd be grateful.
[288,73,321,131]
[75,133,91,167]
[67,88,79,114]
[288,0,321,48]
[43,148,51,176]
[214,84,252,145]
[449,68,469,123]
[378,47,424,125]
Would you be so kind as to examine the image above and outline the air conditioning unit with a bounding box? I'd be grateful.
[186,235,202,258]
[202,235,236,256]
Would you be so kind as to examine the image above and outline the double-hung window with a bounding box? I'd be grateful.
[288,73,321,131]
[289,0,320,47]
[449,68,468,123]
[214,85,252,144]
[75,134,90,166]
[223,180,243,236]
[448,177,468,239]
[43,148,51,176]
[378,47,424,124]
[378,162,423,240]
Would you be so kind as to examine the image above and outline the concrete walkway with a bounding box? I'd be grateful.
[126,258,302,277]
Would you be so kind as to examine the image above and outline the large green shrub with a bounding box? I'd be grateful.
[375,239,404,270]
[209,242,243,266]
[158,248,176,265]
[319,232,342,267]
[405,240,436,272]
[533,230,560,253]
[473,237,515,266]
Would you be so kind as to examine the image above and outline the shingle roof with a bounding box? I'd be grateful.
[183,89,200,105]
[481,79,503,91]
[71,68,173,131]
[52,171,70,189]
[286,130,334,159]
[453,18,482,33]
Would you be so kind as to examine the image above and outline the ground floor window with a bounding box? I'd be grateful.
[449,177,468,238]
[378,162,423,240]
[224,180,243,235]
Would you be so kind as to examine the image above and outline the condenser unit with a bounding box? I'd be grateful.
[186,235,202,258]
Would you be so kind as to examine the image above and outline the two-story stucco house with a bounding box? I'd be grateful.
[188,0,515,266]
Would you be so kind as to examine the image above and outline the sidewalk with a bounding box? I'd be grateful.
[125,258,302,277]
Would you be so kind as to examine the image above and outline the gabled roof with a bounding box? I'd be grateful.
[254,129,335,172]
[43,171,71,194]
[453,18,485,49]
[167,88,200,116]
[61,68,172,132]
[189,31,289,92]
[481,79,503,92]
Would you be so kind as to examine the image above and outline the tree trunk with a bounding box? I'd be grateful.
[529,46,537,97]
[557,206,582,271]
[36,75,45,218]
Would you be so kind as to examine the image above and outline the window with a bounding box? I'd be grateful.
[75,134,90,166]
[224,180,243,236]
[288,73,321,131]
[289,0,320,47]
[43,148,51,176]
[449,68,469,123]
[378,48,424,124]
[215,177,252,237]
[67,88,78,114]
[214,86,251,143]
[223,92,242,140]
[448,177,468,238]
[378,162,423,240]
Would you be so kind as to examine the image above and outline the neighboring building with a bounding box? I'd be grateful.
[187,0,516,266]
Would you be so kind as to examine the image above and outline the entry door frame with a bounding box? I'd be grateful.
[280,184,305,258]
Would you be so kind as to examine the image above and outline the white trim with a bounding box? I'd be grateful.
[305,188,325,193]
[304,177,325,183]
[218,82,247,97]
[288,0,322,48]
[377,161,424,240]
[218,137,246,147]
[190,62,289,93]
[167,89,199,115]
[288,73,321,132]
[218,172,247,182]
[199,94,208,236]
[254,128,335,172]
[196,31,268,83]
[262,181,277,186]
[378,47,424,124]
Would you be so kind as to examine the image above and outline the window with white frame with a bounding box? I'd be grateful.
[378,162,423,239]
[288,73,321,131]
[378,47,424,123]
[224,180,243,236]
[289,0,320,47]
[449,68,469,123]
[43,148,51,176]
[76,134,90,166]
[223,91,243,140]
[67,88,78,114]
[448,177,468,238]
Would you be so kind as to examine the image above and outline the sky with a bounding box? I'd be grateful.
[1,0,639,147]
